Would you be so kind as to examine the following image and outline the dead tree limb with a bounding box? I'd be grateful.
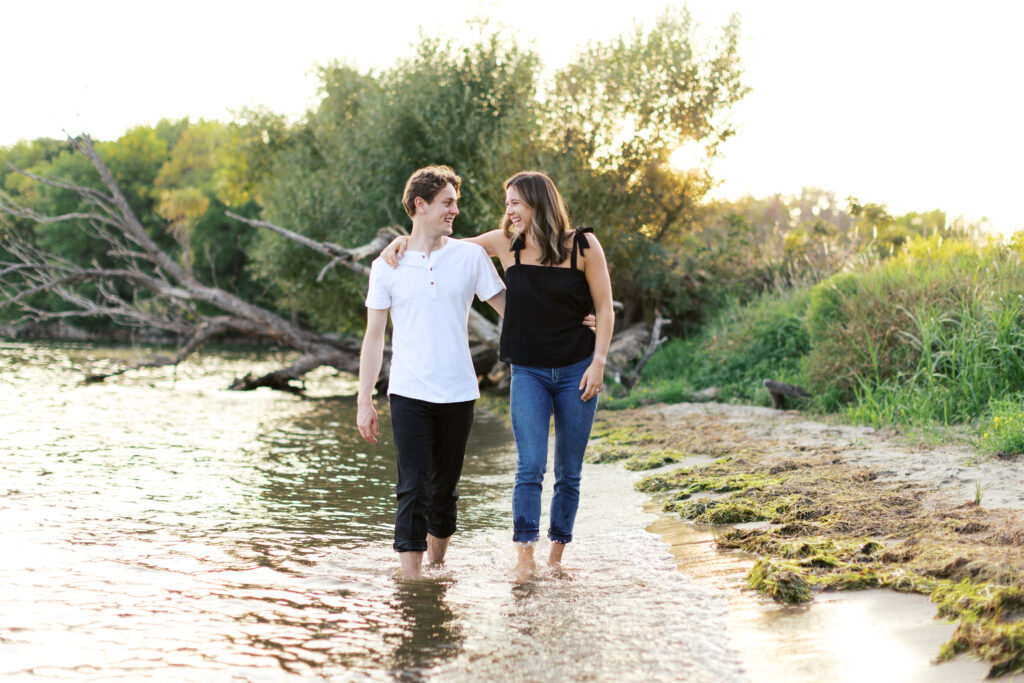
[605,312,670,391]
[763,379,812,410]
[224,211,401,280]
[1,134,504,393]
[0,135,387,392]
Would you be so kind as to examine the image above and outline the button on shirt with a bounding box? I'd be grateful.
[365,239,505,403]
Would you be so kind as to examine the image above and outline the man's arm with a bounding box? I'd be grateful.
[357,307,389,443]
[484,289,506,318]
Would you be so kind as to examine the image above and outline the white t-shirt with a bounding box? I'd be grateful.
[365,238,505,403]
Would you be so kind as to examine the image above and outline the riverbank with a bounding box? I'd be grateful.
[590,402,1024,680]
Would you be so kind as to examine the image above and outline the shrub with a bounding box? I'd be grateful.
[979,398,1024,458]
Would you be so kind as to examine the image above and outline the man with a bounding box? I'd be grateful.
[357,165,506,579]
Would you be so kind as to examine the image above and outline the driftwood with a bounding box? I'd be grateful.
[607,323,650,369]
[689,386,720,402]
[763,379,812,409]
[0,134,403,392]
[605,312,670,390]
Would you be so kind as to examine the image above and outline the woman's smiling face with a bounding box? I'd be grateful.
[505,185,532,235]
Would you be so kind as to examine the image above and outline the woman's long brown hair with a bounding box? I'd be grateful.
[500,171,572,266]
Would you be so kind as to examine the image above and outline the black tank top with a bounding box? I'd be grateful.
[499,227,596,368]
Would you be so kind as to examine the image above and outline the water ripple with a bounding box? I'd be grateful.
[1,342,742,681]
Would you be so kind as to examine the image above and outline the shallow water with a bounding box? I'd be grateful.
[1,342,743,681]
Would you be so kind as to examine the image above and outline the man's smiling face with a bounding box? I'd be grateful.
[419,182,459,237]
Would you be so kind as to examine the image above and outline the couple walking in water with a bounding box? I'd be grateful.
[356,165,614,581]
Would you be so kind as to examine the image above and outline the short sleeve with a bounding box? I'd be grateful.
[364,259,392,310]
[473,246,505,301]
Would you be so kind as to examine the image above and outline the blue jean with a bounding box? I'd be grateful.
[510,355,598,544]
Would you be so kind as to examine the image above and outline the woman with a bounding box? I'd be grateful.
[382,171,614,581]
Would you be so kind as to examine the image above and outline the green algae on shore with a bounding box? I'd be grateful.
[589,407,1024,678]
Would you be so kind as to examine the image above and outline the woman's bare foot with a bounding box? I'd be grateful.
[547,540,566,568]
[513,543,537,584]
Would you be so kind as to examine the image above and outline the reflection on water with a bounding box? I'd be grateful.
[0,341,742,681]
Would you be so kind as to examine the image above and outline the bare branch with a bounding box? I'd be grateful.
[228,347,360,393]
[225,211,402,278]
[611,312,670,391]
[0,194,122,229]
[4,159,117,207]
[628,312,670,384]
[69,135,195,285]
[83,317,238,383]
[1,268,193,309]
[316,256,345,282]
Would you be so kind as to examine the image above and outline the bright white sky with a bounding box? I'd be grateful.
[4,1,1022,233]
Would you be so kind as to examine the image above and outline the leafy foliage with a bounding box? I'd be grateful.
[3,9,752,337]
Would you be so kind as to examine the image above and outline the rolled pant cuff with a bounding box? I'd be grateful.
[393,541,428,553]
[426,527,455,540]
[512,531,539,544]
[548,533,572,544]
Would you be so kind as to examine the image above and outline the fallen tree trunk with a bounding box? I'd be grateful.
[0,135,408,393]
[605,312,670,390]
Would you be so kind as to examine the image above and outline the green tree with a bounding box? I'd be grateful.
[249,8,749,332]
[540,7,748,324]
[151,119,264,301]
[251,28,542,333]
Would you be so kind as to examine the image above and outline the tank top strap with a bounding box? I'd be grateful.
[509,233,524,265]
[570,226,594,271]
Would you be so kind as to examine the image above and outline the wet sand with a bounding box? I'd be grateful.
[646,512,996,682]
[600,401,1024,682]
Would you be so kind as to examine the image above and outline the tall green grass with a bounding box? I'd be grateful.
[612,234,1024,449]
[828,238,1024,427]
[604,289,811,409]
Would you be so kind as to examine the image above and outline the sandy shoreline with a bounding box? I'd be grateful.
[593,401,1024,681]
[644,401,1024,511]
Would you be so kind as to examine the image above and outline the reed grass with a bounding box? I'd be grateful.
[610,234,1024,452]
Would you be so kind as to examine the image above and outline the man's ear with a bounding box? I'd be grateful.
[413,196,427,214]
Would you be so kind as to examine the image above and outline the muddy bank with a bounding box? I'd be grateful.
[591,402,1024,680]
[646,512,995,682]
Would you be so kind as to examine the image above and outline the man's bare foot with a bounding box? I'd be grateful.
[426,534,450,565]
[399,550,424,579]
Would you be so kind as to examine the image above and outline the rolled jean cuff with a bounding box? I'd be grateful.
[512,530,540,544]
[393,540,428,553]
[426,525,455,540]
[548,532,572,544]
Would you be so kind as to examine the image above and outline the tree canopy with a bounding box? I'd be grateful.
[4,5,752,339]
[243,7,749,332]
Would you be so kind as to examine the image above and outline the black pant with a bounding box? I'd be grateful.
[389,394,475,553]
